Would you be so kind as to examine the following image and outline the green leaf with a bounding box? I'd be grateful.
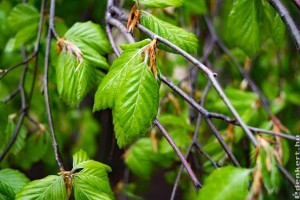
[56,21,110,107]
[65,21,111,55]
[258,141,280,194]
[134,0,184,8]
[227,0,260,57]
[125,138,158,179]
[197,166,251,200]
[0,119,27,156]
[94,40,159,147]
[139,11,198,54]
[183,0,207,14]
[16,175,67,200]
[6,3,39,48]
[0,169,29,199]
[272,14,285,47]
[0,103,8,134]
[7,3,39,33]
[113,61,159,147]
[94,39,151,110]
[72,149,90,168]
[72,150,113,200]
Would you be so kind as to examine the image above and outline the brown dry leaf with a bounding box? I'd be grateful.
[60,170,74,199]
[127,4,140,33]
[57,38,83,71]
[144,38,158,78]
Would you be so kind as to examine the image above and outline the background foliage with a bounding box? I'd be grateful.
[0,0,299,199]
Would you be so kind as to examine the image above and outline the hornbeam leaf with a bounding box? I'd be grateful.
[93,39,151,110]
[72,150,113,200]
[93,39,159,147]
[133,0,184,8]
[65,21,112,55]
[197,166,251,200]
[56,21,110,107]
[227,0,260,57]
[113,61,159,147]
[16,175,67,200]
[139,11,198,54]
[0,169,29,199]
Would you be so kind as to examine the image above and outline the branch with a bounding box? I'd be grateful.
[43,0,65,171]
[136,23,258,147]
[204,15,272,117]
[154,119,202,190]
[0,48,28,161]
[160,75,240,166]
[267,0,300,53]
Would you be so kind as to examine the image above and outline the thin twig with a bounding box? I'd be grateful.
[43,0,65,171]
[204,15,272,117]
[0,53,37,81]
[160,74,240,166]
[267,0,300,53]
[154,119,202,190]
[107,17,135,43]
[0,48,28,161]
[136,23,258,147]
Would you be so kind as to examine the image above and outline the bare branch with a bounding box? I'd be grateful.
[154,119,202,190]
[43,0,65,171]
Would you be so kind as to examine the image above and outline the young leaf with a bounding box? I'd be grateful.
[226,0,260,57]
[0,169,29,199]
[55,21,110,107]
[72,151,113,200]
[125,138,158,179]
[93,39,151,110]
[16,175,67,200]
[139,11,198,54]
[113,61,159,147]
[134,0,184,8]
[64,21,112,55]
[272,14,285,47]
[197,166,251,200]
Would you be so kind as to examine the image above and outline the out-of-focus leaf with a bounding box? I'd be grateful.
[226,0,260,57]
[197,166,251,200]
[140,11,198,54]
[0,103,8,134]
[134,0,184,8]
[183,0,207,14]
[125,138,158,179]
[6,3,39,48]
[0,169,29,200]
[0,119,27,156]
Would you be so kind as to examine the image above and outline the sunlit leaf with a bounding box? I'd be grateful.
[16,175,67,200]
[140,11,198,54]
